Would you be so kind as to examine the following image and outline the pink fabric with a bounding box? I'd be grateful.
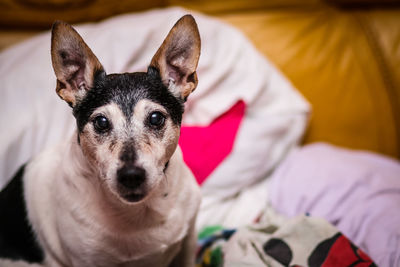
[179,100,246,185]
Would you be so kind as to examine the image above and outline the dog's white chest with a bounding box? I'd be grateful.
[54,191,191,267]
[25,143,200,267]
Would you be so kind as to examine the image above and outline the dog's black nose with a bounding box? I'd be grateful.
[117,166,146,189]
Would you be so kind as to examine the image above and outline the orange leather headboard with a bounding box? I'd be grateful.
[222,6,400,158]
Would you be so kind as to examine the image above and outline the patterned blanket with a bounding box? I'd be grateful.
[197,215,376,267]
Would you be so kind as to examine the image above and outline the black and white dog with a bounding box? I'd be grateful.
[0,15,201,267]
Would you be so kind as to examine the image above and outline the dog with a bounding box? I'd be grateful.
[0,14,201,267]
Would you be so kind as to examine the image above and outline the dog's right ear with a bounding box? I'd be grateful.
[51,21,104,107]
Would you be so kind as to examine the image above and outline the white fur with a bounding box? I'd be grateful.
[20,134,200,267]
[0,260,42,267]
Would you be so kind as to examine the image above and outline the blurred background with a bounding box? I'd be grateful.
[1,0,399,160]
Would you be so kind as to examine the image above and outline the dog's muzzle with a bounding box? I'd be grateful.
[116,166,146,202]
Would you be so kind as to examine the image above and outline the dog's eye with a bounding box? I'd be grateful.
[93,115,111,133]
[149,112,165,128]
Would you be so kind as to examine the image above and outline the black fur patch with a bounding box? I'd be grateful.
[120,140,137,163]
[73,67,184,133]
[0,165,44,263]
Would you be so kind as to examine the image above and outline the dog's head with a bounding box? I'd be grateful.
[50,15,200,203]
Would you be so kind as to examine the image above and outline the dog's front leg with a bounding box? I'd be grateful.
[169,218,197,267]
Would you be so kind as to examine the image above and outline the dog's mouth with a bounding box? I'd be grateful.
[113,183,148,204]
[116,186,148,203]
[122,193,145,203]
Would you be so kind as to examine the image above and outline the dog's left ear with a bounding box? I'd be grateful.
[150,15,201,101]
[51,21,104,107]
